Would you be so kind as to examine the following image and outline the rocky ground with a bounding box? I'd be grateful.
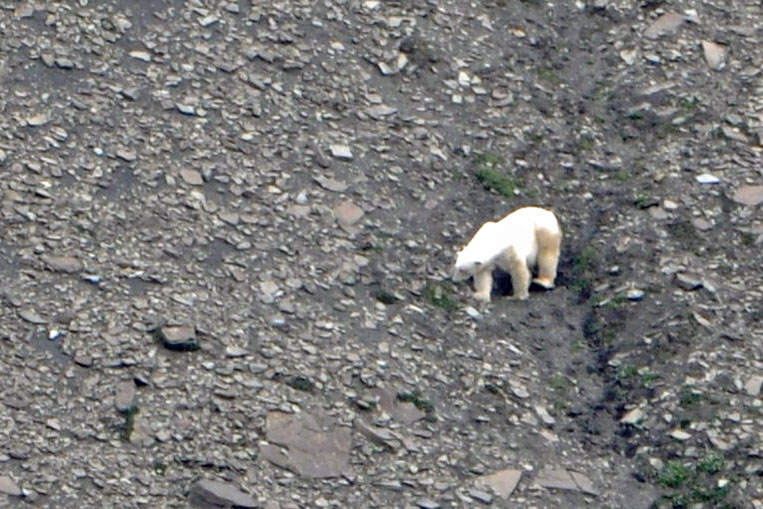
[1,0,762,508]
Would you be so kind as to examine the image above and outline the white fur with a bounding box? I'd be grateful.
[452,207,562,301]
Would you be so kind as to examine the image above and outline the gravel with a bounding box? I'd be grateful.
[0,1,761,508]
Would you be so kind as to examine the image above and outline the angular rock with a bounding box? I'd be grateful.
[745,375,763,397]
[41,255,84,274]
[116,148,137,162]
[333,201,364,228]
[188,479,258,509]
[180,169,204,186]
[476,469,522,499]
[18,308,47,324]
[262,411,351,478]
[535,468,598,496]
[158,325,200,352]
[732,185,763,206]
[115,380,137,413]
[0,475,22,496]
[329,144,353,160]
[644,13,684,39]
[702,41,727,71]
[674,273,703,291]
[314,175,348,193]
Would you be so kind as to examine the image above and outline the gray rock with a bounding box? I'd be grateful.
[158,325,200,352]
[416,499,441,509]
[188,479,258,509]
[262,411,351,478]
[468,488,493,504]
[732,186,763,206]
[329,144,353,160]
[333,201,364,228]
[0,475,22,497]
[745,376,763,397]
[41,255,84,273]
[476,469,522,499]
[18,308,47,324]
[180,169,204,186]
[115,380,137,413]
[674,273,703,291]
[535,468,598,496]
[643,12,685,39]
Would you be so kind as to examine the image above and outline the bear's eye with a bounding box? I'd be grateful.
[474,261,482,266]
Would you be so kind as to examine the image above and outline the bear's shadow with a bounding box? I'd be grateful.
[491,268,558,296]
[491,268,514,296]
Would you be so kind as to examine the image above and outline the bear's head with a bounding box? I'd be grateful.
[452,249,484,282]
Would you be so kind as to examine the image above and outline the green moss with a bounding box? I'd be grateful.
[397,391,433,412]
[660,461,691,488]
[473,152,522,198]
[423,283,457,312]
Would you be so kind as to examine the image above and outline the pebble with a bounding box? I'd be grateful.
[626,289,644,301]
[129,50,152,62]
[670,429,692,441]
[329,144,353,160]
[696,174,720,184]
[416,499,441,509]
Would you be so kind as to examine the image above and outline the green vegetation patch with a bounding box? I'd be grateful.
[473,152,522,198]
[422,283,457,312]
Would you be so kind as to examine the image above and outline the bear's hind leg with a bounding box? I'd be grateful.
[473,269,493,302]
[498,249,530,300]
[533,227,561,290]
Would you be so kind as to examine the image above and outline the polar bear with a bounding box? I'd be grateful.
[452,206,562,302]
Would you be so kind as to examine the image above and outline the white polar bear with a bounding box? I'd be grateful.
[452,206,562,302]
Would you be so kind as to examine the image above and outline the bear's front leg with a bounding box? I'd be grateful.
[499,250,531,300]
[473,269,493,302]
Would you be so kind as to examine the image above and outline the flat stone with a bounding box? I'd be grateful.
[41,255,84,273]
[129,50,152,62]
[18,308,47,324]
[314,175,348,193]
[180,169,204,186]
[225,346,248,358]
[732,185,763,206]
[188,479,258,509]
[535,468,598,496]
[693,218,713,231]
[416,499,441,509]
[0,475,22,496]
[329,144,353,160]
[158,325,200,352]
[620,407,644,425]
[670,429,692,441]
[116,148,137,162]
[745,375,763,396]
[27,113,49,126]
[644,12,685,39]
[702,41,727,71]
[333,200,364,228]
[367,105,397,120]
[468,488,493,504]
[476,469,522,499]
[674,272,703,291]
[262,411,351,478]
[696,174,720,184]
[115,380,137,413]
